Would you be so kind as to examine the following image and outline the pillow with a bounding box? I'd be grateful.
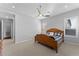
[46,32,54,36]
[58,33,61,36]
[61,34,63,37]
[54,32,58,36]
[54,32,61,36]
[46,32,50,35]
[50,32,54,35]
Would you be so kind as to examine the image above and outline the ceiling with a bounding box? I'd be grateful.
[0,3,79,19]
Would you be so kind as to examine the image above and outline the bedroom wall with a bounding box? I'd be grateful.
[41,8,79,43]
[15,13,41,43]
[0,8,41,43]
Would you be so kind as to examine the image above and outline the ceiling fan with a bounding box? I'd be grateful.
[36,5,51,17]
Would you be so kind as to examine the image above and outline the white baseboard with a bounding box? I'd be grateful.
[65,40,79,45]
[15,39,33,44]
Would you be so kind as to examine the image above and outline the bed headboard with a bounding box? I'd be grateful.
[47,28,64,33]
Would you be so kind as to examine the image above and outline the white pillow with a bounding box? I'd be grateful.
[50,32,53,35]
[48,32,54,36]
[58,33,61,36]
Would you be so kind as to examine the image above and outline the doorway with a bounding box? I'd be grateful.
[0,18,15,43]
[3,19,13,39]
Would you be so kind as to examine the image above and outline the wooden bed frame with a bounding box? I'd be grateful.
[35,28,64,53]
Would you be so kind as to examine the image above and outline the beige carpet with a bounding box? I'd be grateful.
[1,40,79,56]
[0,40,2,56]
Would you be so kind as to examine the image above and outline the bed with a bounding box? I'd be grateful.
[35,28,64,53]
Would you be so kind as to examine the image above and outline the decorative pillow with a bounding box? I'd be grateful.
[53,34,62,41]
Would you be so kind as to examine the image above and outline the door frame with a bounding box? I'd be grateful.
[0,17,15,43]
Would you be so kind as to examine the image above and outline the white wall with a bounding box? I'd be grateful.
[15,13,41,43]
[41,8,79,42]
[0,8,41,43]
[41,8,79,32]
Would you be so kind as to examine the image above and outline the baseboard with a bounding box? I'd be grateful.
[65,40,79,45]
[15,39,33,44]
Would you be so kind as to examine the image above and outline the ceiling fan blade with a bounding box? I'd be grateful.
[44,15,50,17]
[36,8,41,15]
[36,5,50,17]
[36,8,44,17]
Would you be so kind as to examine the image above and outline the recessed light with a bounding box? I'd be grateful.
[12,5,15,8]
